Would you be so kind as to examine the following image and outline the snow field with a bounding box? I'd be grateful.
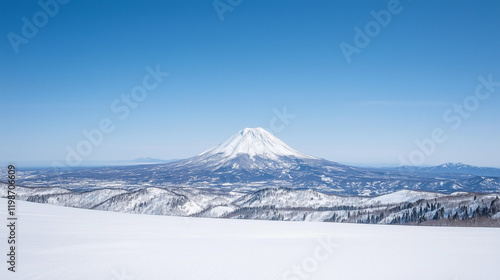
[1,199,499,280]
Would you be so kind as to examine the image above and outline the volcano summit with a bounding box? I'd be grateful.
[200,127,315,160]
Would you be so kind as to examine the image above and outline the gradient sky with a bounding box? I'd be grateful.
[1,0,499,167]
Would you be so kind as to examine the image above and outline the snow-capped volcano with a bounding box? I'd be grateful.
[200,127,316,160]
[14,128,500,196]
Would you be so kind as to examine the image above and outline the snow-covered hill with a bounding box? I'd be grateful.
[3,183,499,226]
[1,199,499,280]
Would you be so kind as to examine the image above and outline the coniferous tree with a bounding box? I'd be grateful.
[434,211,439,220]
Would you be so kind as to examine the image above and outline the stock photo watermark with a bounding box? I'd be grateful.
[51,65,168,169]
[7,0,70,53]
[268,106,296,133]
[282,235,339,280]
[6,165,17,273]
[398,74,500,167]
[213,0,243,21]
[111,267,136,280]
[339,0,404,63]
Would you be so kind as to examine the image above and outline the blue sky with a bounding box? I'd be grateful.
[1,0,499,167]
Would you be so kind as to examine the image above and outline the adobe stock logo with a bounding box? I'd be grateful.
[213,0,243,21]
[282,235,339,280]
[398,74,500,168]
[269,106,295,133]
[51,65,169,169]
[111,268,136,280]
[339,0,404,63]
[7,0,70,54]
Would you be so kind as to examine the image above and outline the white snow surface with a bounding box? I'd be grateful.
[2,199,499,280]
[369,189,445,204]
[199,127,316,160]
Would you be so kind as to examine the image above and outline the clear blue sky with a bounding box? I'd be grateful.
[1,0,499,167]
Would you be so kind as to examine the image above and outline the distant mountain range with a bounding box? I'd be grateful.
[12,127,500,196]
[131,157,178,164]
[391,163,500,177]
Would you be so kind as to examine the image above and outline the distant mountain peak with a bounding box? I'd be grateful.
[441,162,467,167]
[438,162,475,169]
[199,127,316,160]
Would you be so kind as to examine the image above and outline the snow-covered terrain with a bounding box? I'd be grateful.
[1,199,499,280]
[12,128,500,195]
[2,183,499,226]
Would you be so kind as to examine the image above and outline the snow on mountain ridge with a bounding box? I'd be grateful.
[439,162,469,168]
[199,127,316,160]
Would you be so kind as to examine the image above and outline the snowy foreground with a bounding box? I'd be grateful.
[1,199,499,280]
